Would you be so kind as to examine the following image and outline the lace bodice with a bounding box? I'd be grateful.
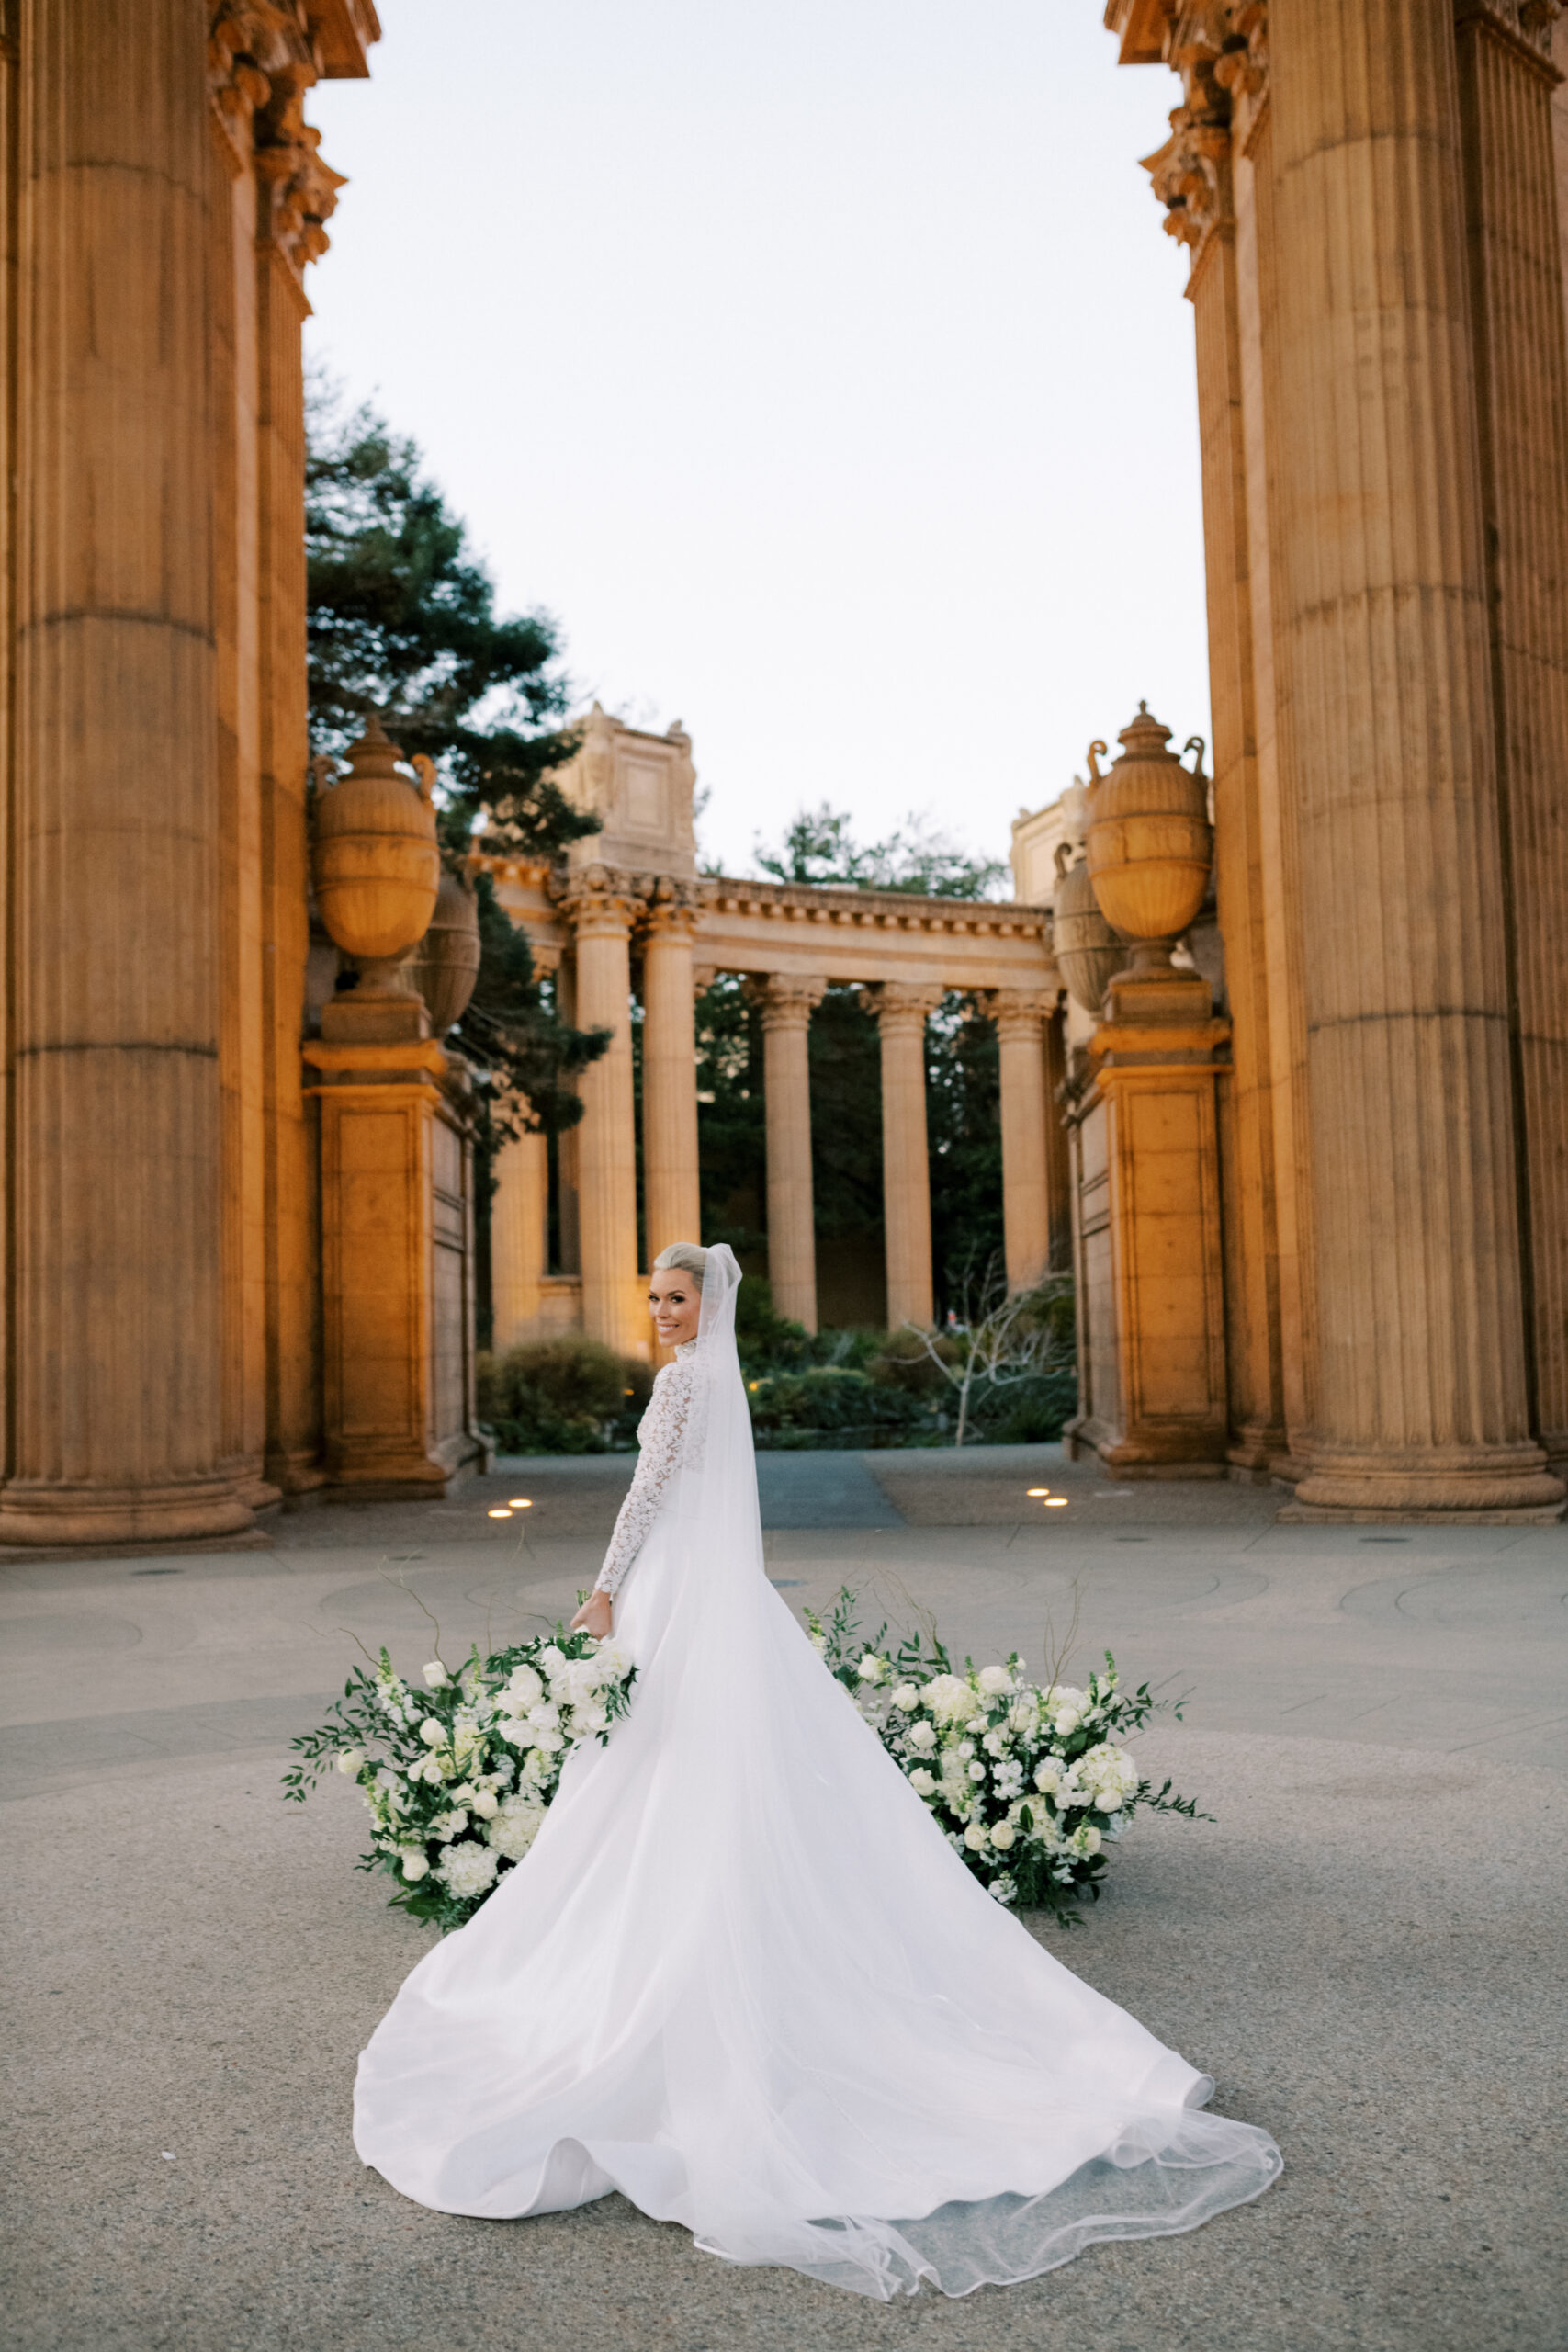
[593,1345,698,1596]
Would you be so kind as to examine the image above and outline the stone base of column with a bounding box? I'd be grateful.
[0,1477,261,1548]
[1280,1444,1564,1524]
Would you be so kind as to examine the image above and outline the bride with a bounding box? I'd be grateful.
[354,1242,1280,2299]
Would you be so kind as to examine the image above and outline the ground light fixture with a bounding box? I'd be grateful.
[488,1508,513,1519]
[509,1499,533,1509]
[1027,1487,1070,1510]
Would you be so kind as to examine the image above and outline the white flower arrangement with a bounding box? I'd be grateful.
[805,1586,1207,1924]
[284,1620,637,1932]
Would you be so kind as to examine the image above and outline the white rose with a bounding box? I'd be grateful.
[502,1665,544,1710]
[592,1645,632,1684]
[907,1721,938,1754]
[335,1747,365,1776]
[891,1684,919,1713]
[856,1652,886,1683]
[963,1823,988,1851]
[580,1703,608,1732]
[908,1767,937,1796]
[1073,1824,1102,1858]
[990,1821,1017,1850]
[967,1762,987,1782]
[418,1718,445,1747]
[1053,1708,1082,1736]
[1033,1759,1063,1794]
[398,1849,430,1883]
[976,1665,1013,1696]
[470,1789,500,1819]
[423,1661,448,1688]
[540,1645,565,1673]
[533,1728,565,1753]
[496,1716,531,1747]
[526,1702,561,1732]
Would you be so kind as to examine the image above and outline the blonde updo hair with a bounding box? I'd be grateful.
[653,1241,707,1290]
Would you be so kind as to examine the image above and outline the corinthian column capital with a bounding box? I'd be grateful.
[984,987,1061,1044]
[639,878,704,943]
[748,973,828,1034]
[1453,0,1563,71]
[859,981,944,1037]
[552,863,645,942]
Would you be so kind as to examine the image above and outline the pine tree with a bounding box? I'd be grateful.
[305,379,605,1143]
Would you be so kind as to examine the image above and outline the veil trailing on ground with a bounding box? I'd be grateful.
[354,1244,1280,2299]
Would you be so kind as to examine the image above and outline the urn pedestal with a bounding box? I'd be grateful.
[303,1029,490,1499]
[1064,976,1232,1477]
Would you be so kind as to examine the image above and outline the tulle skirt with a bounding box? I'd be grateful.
[353,1512,1280,2298]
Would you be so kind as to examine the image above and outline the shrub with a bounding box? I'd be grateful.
[479,1339,652,1454]
[746,1365,939,1450]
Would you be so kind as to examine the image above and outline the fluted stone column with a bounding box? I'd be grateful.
[1270,0,1562,1520]
[864,985,942,1331]
[755,976,827,1332]
[0,0,254,1544]
[490,1128,547,1351]
[1455,0,1568,1476]
[559,870,644,1353]
[988,989,1058,1294]
[640,893,703,1266]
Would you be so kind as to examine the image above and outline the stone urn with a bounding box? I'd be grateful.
[1085,703,1212,977]
[1052,773,1126,1015]
[408,868,483,1035]
[311,712,440,989]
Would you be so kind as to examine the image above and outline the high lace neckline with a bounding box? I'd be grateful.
[674,1340,698,1359]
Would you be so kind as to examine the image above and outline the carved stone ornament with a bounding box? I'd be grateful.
[407,869,483,1037]
[747,974,829,1033]
[1452,0,1563,65]
[1085,704,1213,976]
[311,713,440,968]
[1053,826,1128,1019]
[208,2,346,273]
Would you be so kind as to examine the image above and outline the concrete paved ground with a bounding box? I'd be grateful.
[4,1446,1566,2351]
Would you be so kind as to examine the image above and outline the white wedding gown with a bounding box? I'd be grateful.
[354,1249,1280,2298]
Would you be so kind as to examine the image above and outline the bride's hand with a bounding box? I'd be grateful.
[570,1590,613,1640]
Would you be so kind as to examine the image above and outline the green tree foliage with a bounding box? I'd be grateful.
[754,802,1008,901]
[303,378,606,1147]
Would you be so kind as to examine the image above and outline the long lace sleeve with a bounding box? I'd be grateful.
[593,1355,697,1596]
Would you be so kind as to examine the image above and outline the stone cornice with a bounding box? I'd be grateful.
[699,873,1052,944]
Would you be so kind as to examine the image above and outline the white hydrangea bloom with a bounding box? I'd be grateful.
[487,1796,547,1861]
[976,1664,1013,1697]
[921,1674,973,1723]
[436,1840,502,1900]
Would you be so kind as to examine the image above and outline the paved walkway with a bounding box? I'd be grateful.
[3,1450,1566,2349]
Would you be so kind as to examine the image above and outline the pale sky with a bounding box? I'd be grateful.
[306,1,1205,884]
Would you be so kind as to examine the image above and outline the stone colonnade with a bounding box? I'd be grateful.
[487,862,1068,1355]
[1109,0,1568,1518]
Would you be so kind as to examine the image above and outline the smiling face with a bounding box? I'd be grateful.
[649,1267,702,1350]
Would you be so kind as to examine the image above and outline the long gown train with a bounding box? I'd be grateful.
[354,1250,1280,2299]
